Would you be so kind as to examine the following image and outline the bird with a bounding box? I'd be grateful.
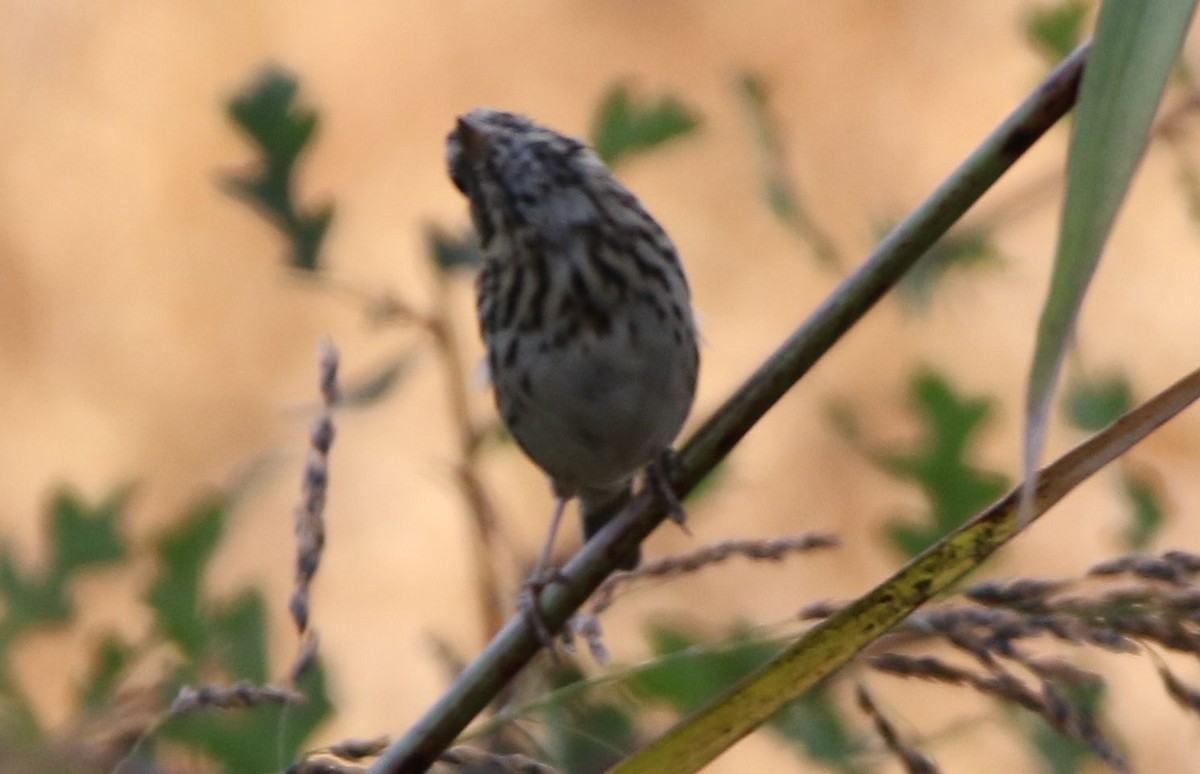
[446,108,699,631]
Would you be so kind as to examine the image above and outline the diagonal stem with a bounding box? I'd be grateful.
[616,365,1200,773]
[369,43,1090,774]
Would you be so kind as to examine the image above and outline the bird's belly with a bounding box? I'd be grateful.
[494,327,694,493]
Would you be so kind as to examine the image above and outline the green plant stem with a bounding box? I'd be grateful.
[368,43,1089,774]
[617,365,1200,773]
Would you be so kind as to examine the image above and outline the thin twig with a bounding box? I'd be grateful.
[855,683,939,774]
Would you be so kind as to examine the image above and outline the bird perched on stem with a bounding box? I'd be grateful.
[446,108,699,637]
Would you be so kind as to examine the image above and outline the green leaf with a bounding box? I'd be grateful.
[50,487,128,577]
[634,626,860,769]
[900,226,999,308]
[225,66,332,271]
[1062,371,1132,431]
[545,663,639,774]
[0,487,129,639]
[0,548,69,633]
[1120,469,1165,549]
[1023,1,1197,523]
[79,635,133,710]
[590,84,700,167]
[634,625,779,714]
[736,74,840,269]
[426,225,482,273]
[1025,681,1113,774]
[146,497,227,658]
[1025,1,1091,63]
[209,589,269,684]
[769,686,861,773]
[835,370,1009,557]
[0,665,43,745]
[291,204,334,272]
[227,67,316,167]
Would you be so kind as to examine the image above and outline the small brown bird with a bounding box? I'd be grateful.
[446,108,699,602]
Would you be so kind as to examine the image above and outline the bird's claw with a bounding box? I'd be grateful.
[520,567,570,652]
[649,449,689,534]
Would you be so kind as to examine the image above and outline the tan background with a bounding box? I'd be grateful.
[3,2,1200,771]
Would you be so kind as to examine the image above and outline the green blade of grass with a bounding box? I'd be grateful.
[1022,0,1197,523]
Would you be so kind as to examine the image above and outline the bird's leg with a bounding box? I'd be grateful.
[520,491,571,648]
[648,448,689,534]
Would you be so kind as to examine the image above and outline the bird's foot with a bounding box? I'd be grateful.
[648,449,689,534]
[519,566,570,651]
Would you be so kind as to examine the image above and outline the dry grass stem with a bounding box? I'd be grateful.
[587,533,839,617]
[292,737,391,774]
[1089,550,1200,584]
[438,745,560,773]
[168,681,308,717]
[854,683,939,774]
[1156,662,1200,716]
[868,654,1127,771]
[289,340,340,682]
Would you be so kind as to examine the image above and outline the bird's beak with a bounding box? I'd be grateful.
[456,115,489,160]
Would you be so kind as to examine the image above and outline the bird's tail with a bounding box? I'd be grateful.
[580,485,639,570]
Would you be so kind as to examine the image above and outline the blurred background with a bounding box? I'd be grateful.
[3,1,1200,771]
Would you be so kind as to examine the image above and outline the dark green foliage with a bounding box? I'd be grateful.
[207,590,271,683]
[1063,372,1166,548]
[0,487,332,771]
[736,73,841,269]
[634,625,772,712]
[161,663,332,773]
[1025,681,1115,774]
[0,487,129,642]
[1025,1,1090,62]
[146,497,333,769]
[79,635,133,712]
[51,488,128,576]
[545,662,639,773]
[900,226,1000,308]
[770,688,863,774]
[833,370,1010,558]
[590,84,700,168]
[1063,371,1132,432]
[1120,470,1165,550]
[225,66,333,271]
[0,487,132,745]
[634,624,860,770]
[883,373,1009,556]
[0,549,70,635]
[147,496,226,659]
